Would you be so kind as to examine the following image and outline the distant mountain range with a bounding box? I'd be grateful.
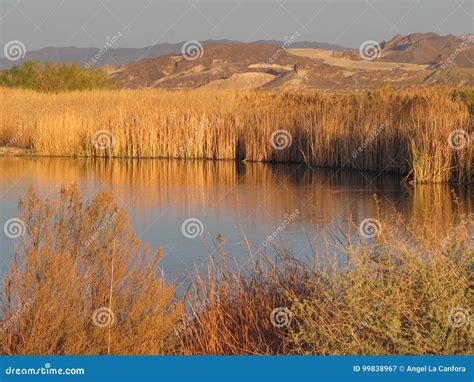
[106,33,473,90]
[380,32,473,68]
[0,39,348,70]
[1,33,472,89]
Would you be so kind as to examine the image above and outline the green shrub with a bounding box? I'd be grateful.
[0,61,115,92]
[452,88,474,114]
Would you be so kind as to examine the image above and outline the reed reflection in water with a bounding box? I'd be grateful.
[0,157,472,284]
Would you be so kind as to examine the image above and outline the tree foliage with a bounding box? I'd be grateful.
[0,61,115,92]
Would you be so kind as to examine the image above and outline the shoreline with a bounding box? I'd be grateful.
[0,147,32,156]
[1,147,472,184]
[2,88,472,184]
[1,185,472,355]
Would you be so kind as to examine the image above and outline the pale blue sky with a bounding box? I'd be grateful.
[0,0,472,53]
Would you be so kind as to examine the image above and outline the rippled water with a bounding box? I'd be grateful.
[0,157,473,284]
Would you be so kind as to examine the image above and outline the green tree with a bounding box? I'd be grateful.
[0,61,116,92]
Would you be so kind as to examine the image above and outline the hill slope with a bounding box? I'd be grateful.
[2,33,472,90]
[109,35,472,90]
[0,40,348,70]
[380,33,473,68]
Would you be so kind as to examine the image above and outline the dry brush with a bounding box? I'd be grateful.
[1,87,472,182]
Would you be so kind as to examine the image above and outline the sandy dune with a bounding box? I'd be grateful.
[203,72,275,90]
[288,49,429,72]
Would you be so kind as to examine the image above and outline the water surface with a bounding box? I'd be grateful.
[0,158,472,285]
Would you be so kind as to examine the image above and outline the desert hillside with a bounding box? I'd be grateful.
[106,33,472,90]
[1,33,472,90]
[379,33,473,68]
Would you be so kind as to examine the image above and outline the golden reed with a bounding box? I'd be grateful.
[1,87,472,183]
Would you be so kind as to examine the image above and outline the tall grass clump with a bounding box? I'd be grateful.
[0,186,182,355]
[179,252,313,355]
[1,87,472,183]
[180,217,472,355]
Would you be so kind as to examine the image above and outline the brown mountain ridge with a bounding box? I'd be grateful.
[106,33,472,90]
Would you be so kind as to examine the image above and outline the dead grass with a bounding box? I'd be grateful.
[181,217,473,355]
[1,87,472,183]
[288,222,473,355]
[1,186,472,355]
[0,186,182,355]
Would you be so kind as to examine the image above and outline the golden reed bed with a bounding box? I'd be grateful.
[1,87,472,183]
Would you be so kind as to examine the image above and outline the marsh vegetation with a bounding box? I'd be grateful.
[1,87,472,183]
[1,187,472,355]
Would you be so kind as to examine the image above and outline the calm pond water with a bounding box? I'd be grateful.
[0,157,473,286]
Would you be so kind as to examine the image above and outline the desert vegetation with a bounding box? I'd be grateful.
[1,87,472,183]
[0,62,115,92]
[1,186,472,355]
[0,186,182,355]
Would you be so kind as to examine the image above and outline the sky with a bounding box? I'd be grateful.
[0,0,473,54]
